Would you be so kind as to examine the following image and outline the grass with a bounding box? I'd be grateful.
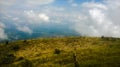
[0,36,120,67]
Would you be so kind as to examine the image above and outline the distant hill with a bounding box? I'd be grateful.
[0,37,120,67]
[4,23,80,41]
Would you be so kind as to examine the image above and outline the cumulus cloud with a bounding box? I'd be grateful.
[0,0,120,39]
[89,8,105,24]
[0,0,54,7]
[17,26,32,34]
[0,0,16,6]
[0,22,5,28]
[73,0,120,37]
[67,0,78,7]
[38,14,50,22]
[26,0,54,6]
[24,10,50,24]
[0,22,8,40]
[82,2,108,10]
[67,0,74,3]
[8,0,120,37]
[71,3,78,7]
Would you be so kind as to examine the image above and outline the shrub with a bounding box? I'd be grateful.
[23,40,27,43]
[54,49,61,54]
[12,45,20,51]
[101,36,105,39]
[17,57,24,61]
[0,54,16,64]
[101,36,110,41]
[5,41,9,45]
[20,59,33,67]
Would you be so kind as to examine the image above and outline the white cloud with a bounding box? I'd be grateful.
[67,0,78,7]
[89,8,105,24]
[24,10,50,23]
[73,0,120,37]
[38,13,50,22]
[0,0,54,7]
[26,0,54,6]
[68,0,74,3]
[82,2,108,10]
[0,0,16,6]
[1,0,120,38]
[0,22,5,28]
[0,22,8,40]
[71,3,78,7]
[17,26,32,34]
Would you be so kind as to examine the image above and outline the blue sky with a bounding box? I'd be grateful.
[0,0,120,40]
[52,0,104,7]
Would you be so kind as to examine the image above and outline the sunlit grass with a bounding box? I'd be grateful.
[0,36,120,67]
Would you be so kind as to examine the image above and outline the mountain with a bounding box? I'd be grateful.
[0,36,120,67]
[3,22,80,41]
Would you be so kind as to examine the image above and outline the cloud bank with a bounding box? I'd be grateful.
[17,26,32,34]
[0,22,8,40]
[74,0,120,37]
[0,0,120,40]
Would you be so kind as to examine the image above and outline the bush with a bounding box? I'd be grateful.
[12,45,20,51]
[20,59,33,67]
[0,54,16,64]
[5,41,9,45]
[17,57,24,61]
[23,40,27,43]
[54,49,61,54]
[101,36,116,41]
[101,36,105,39]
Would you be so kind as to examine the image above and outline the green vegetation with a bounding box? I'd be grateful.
[0,36,120,67]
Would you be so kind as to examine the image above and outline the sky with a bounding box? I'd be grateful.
[0,0,120,40]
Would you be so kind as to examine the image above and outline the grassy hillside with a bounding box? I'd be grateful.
[0,37,120,67]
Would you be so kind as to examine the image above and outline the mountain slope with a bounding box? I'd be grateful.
[0,37,120,67]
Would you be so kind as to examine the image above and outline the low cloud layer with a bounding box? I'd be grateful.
[17,26,32,34]
[74,0,120,37]
[0,22,8,40]
[0,0,120,40]
[0,0,54,7]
